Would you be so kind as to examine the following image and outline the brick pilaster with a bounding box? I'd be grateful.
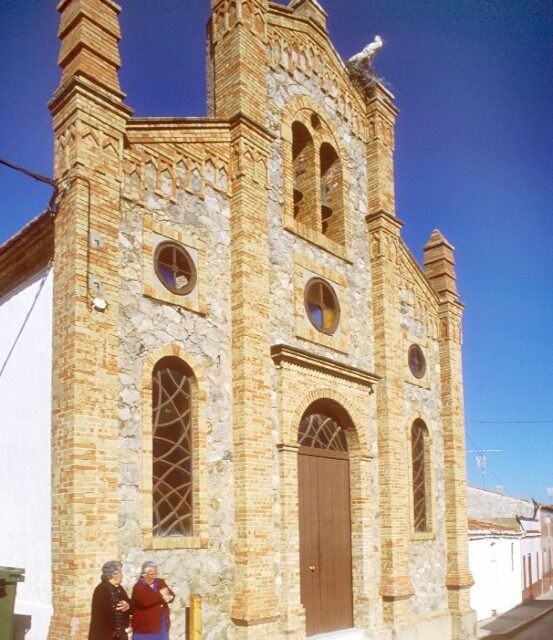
[365,82,413,627]
[209,2,279,635]
[209,0,269,122]
[367,211,413,627]
[48,1,131,638]
[366,83,398,218]
[424,230,476,639]
[227,115,280,637]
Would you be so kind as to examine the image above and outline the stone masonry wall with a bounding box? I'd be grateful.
[117,170,235,640]
[400,281,449,616]
[266,46,380,617]
[265,30,449,625]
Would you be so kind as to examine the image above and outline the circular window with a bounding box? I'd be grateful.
[154,241,197,295]
[304,277,340,335]
[408,344,426,379]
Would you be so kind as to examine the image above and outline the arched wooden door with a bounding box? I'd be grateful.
[298,413,353,637]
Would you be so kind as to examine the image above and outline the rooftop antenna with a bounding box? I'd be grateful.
[466,448,501,489]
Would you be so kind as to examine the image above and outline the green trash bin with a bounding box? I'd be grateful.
[0,567,25,640]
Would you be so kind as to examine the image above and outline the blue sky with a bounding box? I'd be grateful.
[1,1,552,501]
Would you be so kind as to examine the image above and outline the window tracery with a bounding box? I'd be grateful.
[152,357,193,536]
[411,419,431,533]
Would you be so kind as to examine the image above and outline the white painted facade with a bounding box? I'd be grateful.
[519,524,542,594]
[468,528,522,621]
[0,269,53,640]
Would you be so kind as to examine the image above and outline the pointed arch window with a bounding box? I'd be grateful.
[411,419,431,533]
[152,357,193,536]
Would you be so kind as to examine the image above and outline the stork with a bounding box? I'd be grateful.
[348,36,384,66]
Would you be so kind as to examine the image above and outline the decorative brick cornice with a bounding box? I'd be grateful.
[271,343,380,390]
[229,112,275,145]
[49,74,132,120]
[366,209,404,232]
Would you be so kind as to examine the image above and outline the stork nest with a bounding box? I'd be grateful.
[345,61,387,98]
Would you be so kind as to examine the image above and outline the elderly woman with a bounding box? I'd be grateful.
[88,561,132,640]
[131,561,175,640]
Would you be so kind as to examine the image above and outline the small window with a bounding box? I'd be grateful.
[408,344,426,379]
[304,277,340,335]
[154,241,197,295]
[152,357,193,536]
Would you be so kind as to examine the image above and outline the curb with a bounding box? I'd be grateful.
[481,603,553,639]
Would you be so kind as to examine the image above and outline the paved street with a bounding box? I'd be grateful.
[508,609,553,639]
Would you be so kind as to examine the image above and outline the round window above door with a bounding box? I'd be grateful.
[304,277,340,335]
[408,344,426,379]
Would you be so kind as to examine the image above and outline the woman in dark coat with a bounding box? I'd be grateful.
[132,561,175,640]
[88,561,132,640]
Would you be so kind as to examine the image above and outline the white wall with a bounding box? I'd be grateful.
[469,535,522,621]
[521,533,542,591]
[0,269,53,640]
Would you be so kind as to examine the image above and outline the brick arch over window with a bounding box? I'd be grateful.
[298,398,354,452]
[410,418,432,533]
[141,344,208,549]
[284,388,368,454]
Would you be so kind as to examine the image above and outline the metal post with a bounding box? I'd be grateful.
[188,594,201,640]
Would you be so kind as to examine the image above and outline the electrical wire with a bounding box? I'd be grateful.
[468,420,553,424]
[0,268,50,380]
[0,157,58,212]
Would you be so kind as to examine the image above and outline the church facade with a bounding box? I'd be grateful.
[0,1,476,639]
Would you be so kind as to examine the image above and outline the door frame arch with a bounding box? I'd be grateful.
[277,388,376,637]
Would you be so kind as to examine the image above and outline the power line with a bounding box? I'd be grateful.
[0,157,58,212]
[468,420,553,424]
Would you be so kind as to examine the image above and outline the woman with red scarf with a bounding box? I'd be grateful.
[131,562,175,640]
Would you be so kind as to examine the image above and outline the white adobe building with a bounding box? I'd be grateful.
[468,518,522,621]
[467,485,546,622]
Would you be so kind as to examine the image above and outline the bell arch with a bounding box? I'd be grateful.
[280,94,352,257]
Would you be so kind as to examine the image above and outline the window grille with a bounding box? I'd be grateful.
[412,420,428,532]
[152,358,193,536]
[299,413,348,452]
